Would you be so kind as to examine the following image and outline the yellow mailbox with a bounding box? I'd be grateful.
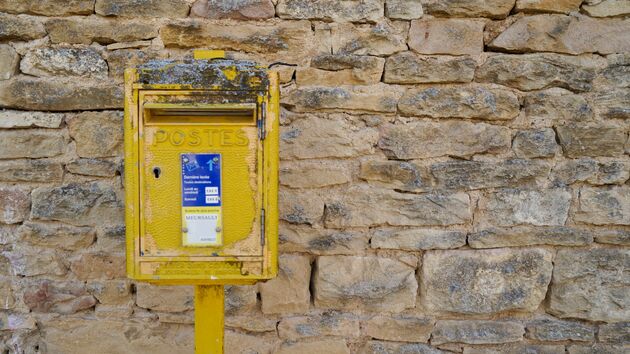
[124,52,279,353]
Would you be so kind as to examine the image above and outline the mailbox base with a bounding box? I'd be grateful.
[195,285,224,354]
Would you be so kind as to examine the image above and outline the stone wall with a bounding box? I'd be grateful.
[0,0,629,353]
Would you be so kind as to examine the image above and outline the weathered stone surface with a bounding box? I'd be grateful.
[279,188,325,224]
[331,21,408,56]
[95,0,189,17]
[592,89,630,119]
[364,315,434,342]
[224,285,257,314]
[86,280,131,305]
[469,226,592,248]
[379,121,511,159]
[66,111,123,158]
[324,185,471,228]
[423,248,553,314]
[280,114,378,159]
[3,246,67,276]
[384,52,476,84]
[298,55,385,86]
[0,280,14,309]
[191,0,274,19]
[399,85,519,120]
[0,110,64,128]
[46,17,158,44]
[432,320,525,345]
[277,0,382,21]
[431,160,550,191]
[225,315,277,333]
[0,186,30,224]
[31,182,123,226]
[361,341,444,354]
[583,0,630,17]
[24,280,96,314]
[259,254,311,314]
[136,283,193,312]
[552,158,630,186]
[490,14,630,55]
[515,0,583,13]
[0,77,123,111]
[598,54,630,88]
[105,49,166,80]
[386,0,424,19]
[556,124,626,158]
[598,322,630,343]
[478,188,571,227]
[70,253,125,280]
[284,84,401,113]
[0,129,65,159]
[549,248,629,322]
[278,313,359,340]
[276,339,350,354]
[21,47,107,79]
[465,344,566,354]
[567,344,628,354]
[314,255,417,312]
[513,129,558,158]
[18,221,95,251]
[525,317,595,342]
[0,0,94,16]
[0,13,45,41]
[280,160,351,188]
[67,158,119,177]
[409,19,484,56]
[372,228,466,251]
[595,229,630,246]
[523,88,593,126]
[421,0,515,19]
[359,160,430,192]
[279,224,369,255]
[574,186,630,225]
[476,54,599,92]
[0,44,18,80]
[225,331,276,354]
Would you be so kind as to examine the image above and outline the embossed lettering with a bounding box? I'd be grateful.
[151,129,250,147]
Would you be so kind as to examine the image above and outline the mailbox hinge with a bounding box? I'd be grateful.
[258,102,266,140]
[260,208,266,245]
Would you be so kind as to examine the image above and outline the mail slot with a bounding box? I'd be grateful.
[124,57,279,284]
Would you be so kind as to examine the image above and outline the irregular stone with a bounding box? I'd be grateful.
[583,0,630,17]
[371,228,466,251]
[552,158,630,185]
[191,0,274,19]
[95,0,189,17]
[523,88,593,126]
[386,0,424,19]
[465,344,565,354]
[476,54,599,92]
[515,0,583,13]
[598,54,630,88]
[284,84,402,113]
[280,160,351,188]
[0,281,14,309]
[574,186,630,225]
[66,111,123,158]
[135,283,193,312]
[0,0,94,15]
[0,186,30,224]
[298,55,385,86]
[331,21,408,56]
[490,14,630,55]
[314,255,417,312]
[70,253,125,280]
[31,182,124,227]
[513,129,558,158]
[18,221,95,251]
[0,224,17,245]
[431,159,550,191]
[469,226,592,248]
[0,110,64,128]
[66,158,119,177]
[279,224,369,255]
[0,13,46,41]
[549,248,630,322]
[0,44,18,80]
[598,322,630,343]
[567,344,628,354]
[0,314,36,331]
[105,49,166,81]
[46,17,158,44]
[277,0,383,21]
[259,254,311,314]
[279,188,325,224]
[364,315,434,342]
[225,315,277,332]
[0,129,65,159]
[276,339,350,354]
[280,114,378,159]
[399,85,519,120]
[361,341,444,354]
[23,280,96,314]
[278,313,359,340]
[525,317,595,342]
[379,121,511,159]
[592,89,630,119]
[478,188,571,226]
[0,77,123,110]
[225,331,276,354]
[556,124,626,158]
[21,47,107,79]
[106,40,152,50]
[595,229,630,245]
[384,52,476,84]
[359,160,430,192]
[225,285,257,314]
[95,304,133,319]
[432,320,525,345]
[95,224,125,252]
[409,19,485,56]
[423,248,553,314]
[324,185,471,228]
[3,246,67,276]
[421,0,515,19]
[86,280,132,305]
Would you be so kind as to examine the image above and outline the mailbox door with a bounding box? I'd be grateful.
[138,91,264,258]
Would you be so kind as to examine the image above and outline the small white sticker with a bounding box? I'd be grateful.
[184,213,219,244]
[205,186,219,195]
[205,196,220,204]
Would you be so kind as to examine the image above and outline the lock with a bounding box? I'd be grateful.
[124,55,279,285]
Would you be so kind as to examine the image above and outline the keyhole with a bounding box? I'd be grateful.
[153,167,161,179]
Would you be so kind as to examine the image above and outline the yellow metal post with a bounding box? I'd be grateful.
[195,285,224,354]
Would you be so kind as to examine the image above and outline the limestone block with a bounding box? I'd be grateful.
[95,0,190,17]
[46,17,158,44]
[469,226,592,248]
[432,320,525,345]
[277,0,383,22]
[0,129,65,159]
[384,52,476,84]
[371,228,466,251]
[17,221,95,251]
[556,123,626,158]
[191,0,274,19]
[0,186,30,224]
[512,129,558,158]
[135,283,193,312]
[66,111,123,158]
[575,186,630,225]
[478,188,571,226]
[409,18,485,56]
[21,47,107,79]
[259,254,311,314]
